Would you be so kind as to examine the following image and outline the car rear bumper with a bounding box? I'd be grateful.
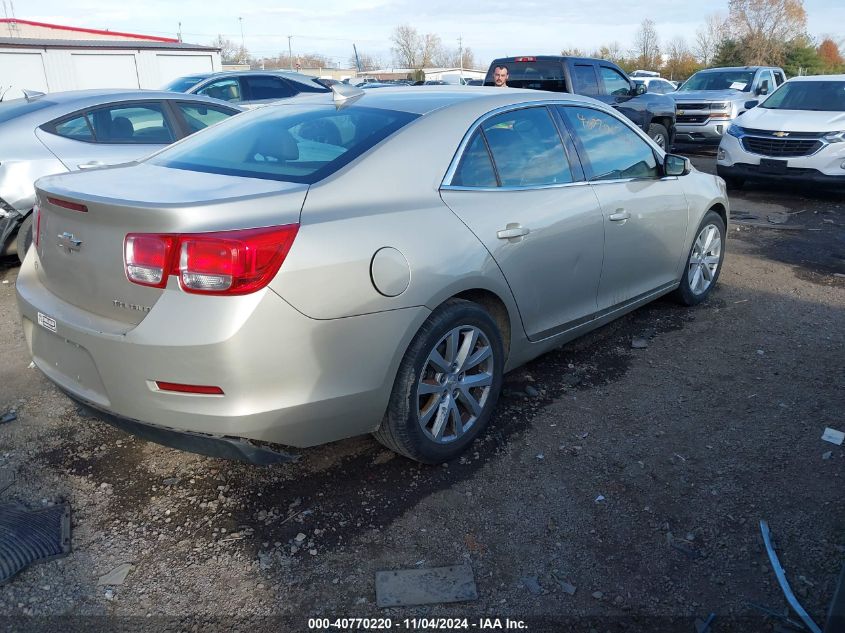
[16,251,429,451]
[67,389,298,464]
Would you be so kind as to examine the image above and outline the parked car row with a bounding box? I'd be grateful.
[4,58,843,467]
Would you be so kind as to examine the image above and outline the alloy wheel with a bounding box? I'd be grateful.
[688,223,722,295]
[416,325,494,444]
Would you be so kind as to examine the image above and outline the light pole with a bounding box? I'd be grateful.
[238,17,244,63]
[288,35,293,71]
[458,35,464,81]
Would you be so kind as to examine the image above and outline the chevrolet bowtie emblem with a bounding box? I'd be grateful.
[773,131,789,137]
[57,232,82,252]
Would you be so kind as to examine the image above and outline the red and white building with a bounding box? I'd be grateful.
[0,19,221,97]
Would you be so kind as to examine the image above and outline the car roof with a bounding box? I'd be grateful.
[0,89,242,126]
[277,85,608,116]
[697,66,775,73]
[491,55,623,68]
[16,89,242,104]
[192,70,327,83]
[787,74,845,82]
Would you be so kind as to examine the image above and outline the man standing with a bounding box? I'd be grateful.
[493,65,509,87]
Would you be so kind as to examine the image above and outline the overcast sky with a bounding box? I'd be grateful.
[14,0,845,68]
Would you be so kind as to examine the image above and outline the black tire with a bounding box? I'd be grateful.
[374,298,505,463]
[647,122,669,149]
[16,212,33,264]
[674,210,726,306]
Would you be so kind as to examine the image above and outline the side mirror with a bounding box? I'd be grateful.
[664,153,691,177]
[744,100,759,110]
[633,83,647,96]
[756,81,769,96]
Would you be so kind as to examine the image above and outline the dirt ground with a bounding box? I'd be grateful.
[0,154,843,633]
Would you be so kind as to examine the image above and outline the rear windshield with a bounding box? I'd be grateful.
[485,60,567,91]
[678,71,755,92]
[0,97,54,123]
[150,104,419,184]
[162,76,209,92]
[761,80,845,112]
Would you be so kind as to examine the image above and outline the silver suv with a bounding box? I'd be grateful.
[672,66,786,145]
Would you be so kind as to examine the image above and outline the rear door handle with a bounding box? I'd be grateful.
[77,161,105,170]
[497,224,530,240]
[609,210,631,222]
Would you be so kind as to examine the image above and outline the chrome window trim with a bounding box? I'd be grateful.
[441,180,592,193]
[441,100,665,190]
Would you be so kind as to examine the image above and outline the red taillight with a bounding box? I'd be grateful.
[124,234,176,288]
[513,56,536,62]
[155,381,224,395]
[33,205,41,248]
[124,224,299,295]
[47,197,88,213]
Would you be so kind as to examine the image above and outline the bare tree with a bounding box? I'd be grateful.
[631,19,661,70]
[391,24,421,68]
[421,33,442,68]
[694,13,728,65]
[390,25,446,69]
[260,52,332,70]
[210,34,248,65]
[663,37,700,80]
[560,47,588,57]
[594,41,625,65]
[433,45,476,69]
[349,52,383,71]
[728,0,808,64]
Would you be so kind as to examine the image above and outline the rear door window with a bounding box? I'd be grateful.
[88,104,175,143]
[599,67,632,96]
[560,106,658,181]
[572,65,599,95]
[243,75,296,100]
[481,107,573,187]
[196,78,243,103]
[46,102,175,144]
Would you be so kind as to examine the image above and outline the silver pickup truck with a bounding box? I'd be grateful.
[672,66,787,145]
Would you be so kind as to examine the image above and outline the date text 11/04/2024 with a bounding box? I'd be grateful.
[307,618,529,630]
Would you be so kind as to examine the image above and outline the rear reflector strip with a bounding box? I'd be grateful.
[47,197,88,213]
[154,381,224,395]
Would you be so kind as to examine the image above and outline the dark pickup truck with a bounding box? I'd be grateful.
[485,56,676,148]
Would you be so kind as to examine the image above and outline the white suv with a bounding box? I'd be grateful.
[717,74,845,188]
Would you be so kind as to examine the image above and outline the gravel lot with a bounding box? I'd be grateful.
[0,154,843,633]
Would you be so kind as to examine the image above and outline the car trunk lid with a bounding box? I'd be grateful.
[34,163,307,326]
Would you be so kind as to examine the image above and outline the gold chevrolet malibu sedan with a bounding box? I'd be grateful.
[16,86,729,464]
